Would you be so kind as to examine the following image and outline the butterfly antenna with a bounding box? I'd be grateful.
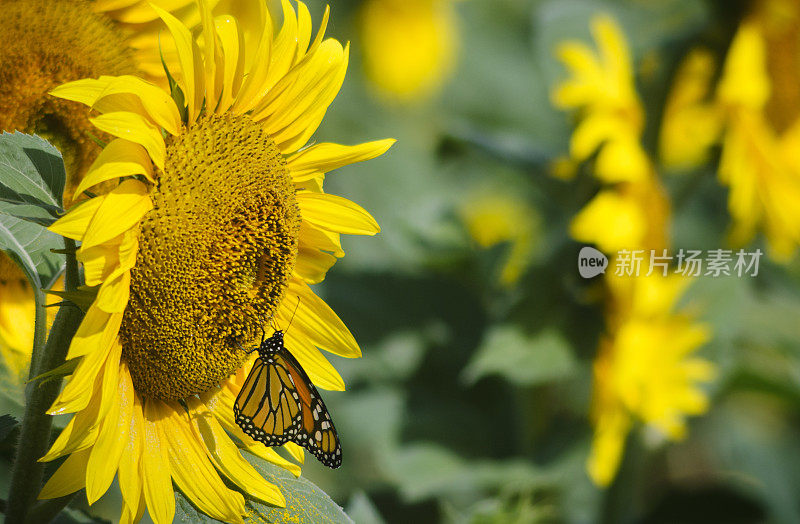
[286,296,301,332]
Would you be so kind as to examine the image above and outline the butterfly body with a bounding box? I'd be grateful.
[234,330,342,468]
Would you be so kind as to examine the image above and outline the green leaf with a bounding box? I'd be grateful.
[462,326,577,386]
[244,454,353,524]
[0,132,66,289]
[0,214,65,290]
[386,443,552,503]
[45,288,98,313]
[173,454,352,524]
[27,358,79,388]
[0,131,65,223]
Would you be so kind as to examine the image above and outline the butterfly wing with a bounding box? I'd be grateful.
[234,342,342,468]
[234,356,303,447]
[274,346,342,468]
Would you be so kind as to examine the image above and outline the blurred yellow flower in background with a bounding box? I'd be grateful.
[552,14,645,184]
[659,0,800,260]
[553,14,715,488]
[659,48,722,170]
[360,0,459,101]
[0,257,55,379]
[570,178,670,254]
[587,269,715,486]
[553,14,671,252]
[39,1,393,522]
[718,20,800,260]
[460,192,538,285]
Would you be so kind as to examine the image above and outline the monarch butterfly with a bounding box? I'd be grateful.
[234,328,342,469]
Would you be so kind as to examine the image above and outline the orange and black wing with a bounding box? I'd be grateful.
[274,346,342,468]
[234,347,342,468]
[234,356,303,448]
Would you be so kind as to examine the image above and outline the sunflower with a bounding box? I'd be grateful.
[0,0,226,387]
[658,1,800,259]
[587,267,715,486]
[40,1,394,522]
[553,14,670,252]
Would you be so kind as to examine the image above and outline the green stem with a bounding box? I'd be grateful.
[27,287,47,382]
[5,239,83,524]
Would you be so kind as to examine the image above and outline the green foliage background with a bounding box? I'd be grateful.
[295,0,800,522]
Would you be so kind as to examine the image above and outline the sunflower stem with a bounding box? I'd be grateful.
[5,239,83,524]
[28,287,47,381]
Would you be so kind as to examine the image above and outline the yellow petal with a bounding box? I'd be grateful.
[49,77,114,107]
[90,112,166,170]
[282,279,360,358]
[82,179,152,250]
[593,15,633,85]
[39,449,90,499]
[203,390,302,477]
[49,195,107,241]
[118,228,139,268]
[595,137,650,183]
[587,407,631,487]
[160,401,245,523]
[287,139,395,181]
[67,76,181,136]
[214,15,245,114]
[65,305,120,360]
[261,0,299,94]
[294,247,337,284]
[141,400,175,524]
[40,390,102,461]
[86,362,133,504]
[295,2,313,61]
[79,241,122,287]
[97,340,123,419]
[570,190,646,253]
[230,3,272,114]
[275,42,349,152]
[198,0,220,110]
[299,220,344,257]
[283,442,305,465]
[259,40,347,141]
[307,6,330,56]
[74,139,155,199]
[570,113,622,161]
[48,337,116,415]
[283,330,345,391]
[298,192,380,236]
[118,382,143,517]
[187,397,285,506]
[95,267,131,313]
[150,4,204,123]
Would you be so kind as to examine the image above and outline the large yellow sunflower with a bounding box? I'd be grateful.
[0,0,239,387]
[41,1,394,522]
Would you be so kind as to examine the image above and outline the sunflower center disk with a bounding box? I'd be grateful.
[120,114,301,400]
[0,0,135,197]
